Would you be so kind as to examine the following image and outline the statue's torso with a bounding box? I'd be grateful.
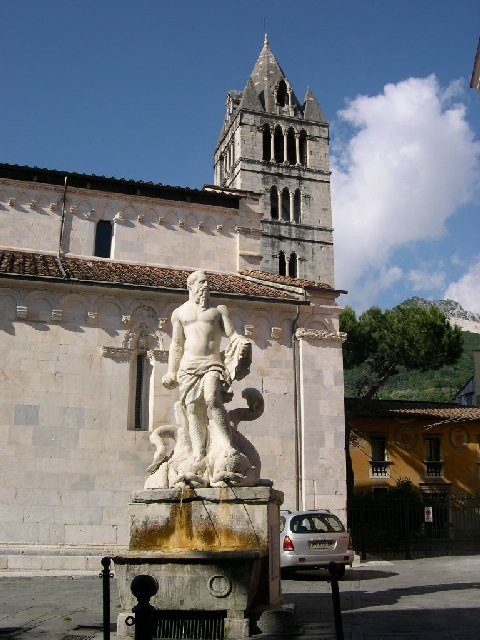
[178,302,223,362]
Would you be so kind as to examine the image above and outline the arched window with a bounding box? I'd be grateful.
[281,187,290,221]
[299,130,307,166]
[277,80,289,107]
[287,128,296,164]
[288,252,298,278]
[274,125,284,163]
[270,186,279,219]
[94,220,113,258]
[262,124,271,161]
[279,251,286,276]
[293,189,301,223]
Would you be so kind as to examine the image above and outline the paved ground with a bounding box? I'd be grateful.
[1,556,479,639]
[284,555,480,639]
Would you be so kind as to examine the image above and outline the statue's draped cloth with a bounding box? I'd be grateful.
[177,357,225,406]
[177,335,252,407]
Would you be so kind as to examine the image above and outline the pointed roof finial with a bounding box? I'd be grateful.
[264,32,269,47]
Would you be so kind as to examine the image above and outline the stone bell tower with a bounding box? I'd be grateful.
[214,36,334,285]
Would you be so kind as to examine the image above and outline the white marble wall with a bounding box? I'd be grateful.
[0,281,346,549]
[0,180,262,273]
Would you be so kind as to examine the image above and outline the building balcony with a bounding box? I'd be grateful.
[369,461,393,478]
[424,461,443,478]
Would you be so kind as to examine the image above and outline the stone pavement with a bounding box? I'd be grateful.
[1,556,480,639]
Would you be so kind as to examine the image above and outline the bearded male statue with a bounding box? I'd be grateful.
[145,270,261,489]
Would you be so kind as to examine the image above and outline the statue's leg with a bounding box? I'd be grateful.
[185,398,207,461]
[203,372,232,448]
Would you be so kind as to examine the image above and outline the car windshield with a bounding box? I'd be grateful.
[290,513,345,534]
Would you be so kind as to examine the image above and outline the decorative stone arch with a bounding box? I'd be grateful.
[288,252,298,278]
[35,194,50,214]
[184,212,199,232]
[164,210,178,228]
[276,79,290,107]
[0,289,19,328]
[24,291,54,323]
[77,199,91,218]
[202,214,216,234]
[97,299,123,332]
[59,292,87,326]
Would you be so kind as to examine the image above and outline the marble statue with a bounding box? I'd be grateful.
[145,270,263,489]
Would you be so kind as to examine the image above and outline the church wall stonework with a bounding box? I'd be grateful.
[0,278,345,550]
[0,181,262,274]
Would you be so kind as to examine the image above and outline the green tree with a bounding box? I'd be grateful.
[340,304,463,499]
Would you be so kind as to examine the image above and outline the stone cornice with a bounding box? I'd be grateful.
[0,177,244,217]
[295,328,347,343]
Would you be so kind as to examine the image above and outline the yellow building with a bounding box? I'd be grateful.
[348,400,480,497]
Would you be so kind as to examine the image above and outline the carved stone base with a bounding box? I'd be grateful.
[114,486,283,638]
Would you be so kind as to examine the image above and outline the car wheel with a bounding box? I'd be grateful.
[281,567,295,579]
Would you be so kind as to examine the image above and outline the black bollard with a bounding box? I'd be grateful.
[328,562,344,640]
[100,557,114,640]
[130,574,159,640]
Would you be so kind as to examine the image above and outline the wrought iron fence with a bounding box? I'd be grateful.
[348,494,480,559]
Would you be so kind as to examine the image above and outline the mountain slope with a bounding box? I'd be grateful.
[344,298,480,402]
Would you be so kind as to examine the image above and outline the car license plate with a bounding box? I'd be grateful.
[309,540,334,549]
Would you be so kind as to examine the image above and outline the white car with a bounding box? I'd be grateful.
[280,509,354,578]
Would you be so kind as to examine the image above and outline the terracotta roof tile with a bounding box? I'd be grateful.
[0,249,303,302]
[346,398,480,420]
[239,269,333,290]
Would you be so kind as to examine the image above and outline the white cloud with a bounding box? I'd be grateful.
[444,258,480,313]
[408,268,446,292]
[350,266,404,312]
[331,75,480,307]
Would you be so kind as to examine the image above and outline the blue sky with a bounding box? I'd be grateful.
[1,1,480,312]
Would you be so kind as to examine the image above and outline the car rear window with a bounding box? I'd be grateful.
[280,515,286,532]
[289,513,345,534]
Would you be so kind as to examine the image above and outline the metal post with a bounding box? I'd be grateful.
[130,574,159,640]
[328,562,344,640]
[100,556,113,640]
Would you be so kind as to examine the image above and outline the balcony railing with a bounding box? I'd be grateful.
[425,461,443,477]
[370,461,390,478]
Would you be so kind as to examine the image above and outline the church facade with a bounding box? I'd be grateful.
[0,42,346,569]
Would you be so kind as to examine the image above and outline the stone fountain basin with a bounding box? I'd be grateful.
[113,550,265,612]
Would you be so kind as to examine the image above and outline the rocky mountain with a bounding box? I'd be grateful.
[400,296,480,334]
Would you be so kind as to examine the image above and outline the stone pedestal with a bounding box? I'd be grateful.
[114,486,283,638]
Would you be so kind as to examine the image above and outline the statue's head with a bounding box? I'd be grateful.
[187,270,210,309]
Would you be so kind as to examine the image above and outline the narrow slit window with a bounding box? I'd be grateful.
[277,80,289,107]
[134,354,144,429]
[293,189,301,222]
[274,126,284,163]
[94,220,113,258]
[287,128,296,164]
[270,186,279,219]
[263,124,271,161]
[281,187,290,221]
[279,251,286,276]
[299,130,307,166]
[288,252,297,278]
